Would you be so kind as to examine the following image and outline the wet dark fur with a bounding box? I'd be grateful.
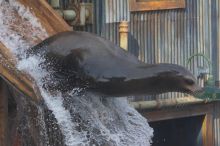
[28,31,202,97]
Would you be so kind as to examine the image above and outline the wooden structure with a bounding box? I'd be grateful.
[133,101,217,146]
[0,0,71,101]
[130,0,186,12]
[0,0,71,145]
[119,21,129,50]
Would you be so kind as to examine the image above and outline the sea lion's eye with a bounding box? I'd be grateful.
[185,79,194,85]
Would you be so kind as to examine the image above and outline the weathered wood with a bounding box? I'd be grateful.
[18,0,72,35]
[119,21,129,50]
[0,2,71,144]
[144,103,215,146]
[130,0,186,12]
[202,114,214,146]
[0,42,39,101]
[140,103,214,122]
[0,0,71,101]
[0,79,8,146]
[140,103,215,146]
[131,96,205,110]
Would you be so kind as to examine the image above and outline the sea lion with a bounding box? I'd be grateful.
[28,31,202,97]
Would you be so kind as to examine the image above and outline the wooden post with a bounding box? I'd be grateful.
[0,79,8,146]
[202,114,214,146]
[119,21,129,51]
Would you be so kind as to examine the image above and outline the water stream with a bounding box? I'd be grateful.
[0,0,153,145]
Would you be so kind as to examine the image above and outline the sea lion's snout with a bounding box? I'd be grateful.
[181,75,203,96]
[186,82,203,96]
[155,64,203,96]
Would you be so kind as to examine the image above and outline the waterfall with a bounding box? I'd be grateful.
[0,0,153,145]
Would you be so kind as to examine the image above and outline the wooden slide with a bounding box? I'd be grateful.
[0,0,71,101]
[0,1,72,145]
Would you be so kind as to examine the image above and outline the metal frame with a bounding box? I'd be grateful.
[130,0,186,12]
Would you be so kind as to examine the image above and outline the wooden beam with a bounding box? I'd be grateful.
[18,0,72,35]
[140,103,214,122]
[130,0,186,12]
[0,42,39,101]
[131,96,206,110]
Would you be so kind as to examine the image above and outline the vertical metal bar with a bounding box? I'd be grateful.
[140,13,145,62]
[214,0,220,87]
[147,12,151,63]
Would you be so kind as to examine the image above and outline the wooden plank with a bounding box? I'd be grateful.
[131,96,205,110]
[143,103,215,146]
[141,103,215,146]
[140,103,214,122]
[130,0,186,12]
[18,0,72,35]
[0,79,8,146]
[0,42,39,101]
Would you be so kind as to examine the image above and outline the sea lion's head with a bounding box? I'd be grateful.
[154,64,203,96]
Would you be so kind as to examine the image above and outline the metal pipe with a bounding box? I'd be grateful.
[130,97,207,110]
[50,0,60,9]
[217,54,220,86]
[63,10,76,21]
[119,21,129,50]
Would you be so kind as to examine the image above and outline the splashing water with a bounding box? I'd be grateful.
[0,0,153,145]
